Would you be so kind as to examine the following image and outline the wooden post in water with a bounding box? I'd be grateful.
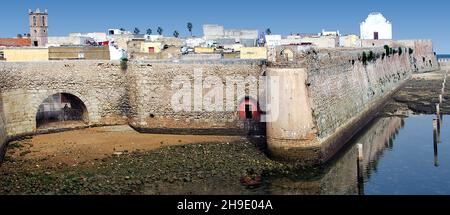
[357,144,363,162]
[433,119,439,167]
[436,103,441,144]
[436,103,440,116]
[443,83,446,94]
[356,143,364,195]
[445,71,447,84]
[439,94,444,123]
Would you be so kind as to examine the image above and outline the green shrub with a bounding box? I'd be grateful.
[369,51,375,61]
[384,45,390,56]
[120,58,128,70]
[362,51,368,65]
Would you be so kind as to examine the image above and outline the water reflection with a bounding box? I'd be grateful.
[263,115,450,195]
[358,117,405,181]
[264,146,359,195]
[263,117,404,195]
[140,114,448,195]
[433,118,440,167]
[362,115,450,194]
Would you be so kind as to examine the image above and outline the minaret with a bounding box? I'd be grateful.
[29,8,48,47]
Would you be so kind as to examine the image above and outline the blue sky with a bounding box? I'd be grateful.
[1,0,449,53]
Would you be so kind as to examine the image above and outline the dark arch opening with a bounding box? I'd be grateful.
[239,97,261,121]
[36,93,88,130]
[238,97,267,150]
[280,49,294,62]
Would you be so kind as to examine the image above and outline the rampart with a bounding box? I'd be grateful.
[126,60,264,134]
[266,40,438,164]
[0,40,439,165]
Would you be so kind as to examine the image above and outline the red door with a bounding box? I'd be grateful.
[239,99,260,121]
[149,47,155,53]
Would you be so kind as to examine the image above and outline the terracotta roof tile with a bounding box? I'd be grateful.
[0,38,31,47]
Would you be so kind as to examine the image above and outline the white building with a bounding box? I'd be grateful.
[265,35,282,47]
[339,34,361,47]
[299,36,339,48]
[203,24,258,41]
[360,12,392,40]
[321,29,340,37]
[108,28,133,36]
[70,32,107,42]
[109,42,126,60]
[185,37,205,48]
[144,35,162,41]
[47,32,107,47]
[47,36,92,47]
[279,34,338,48]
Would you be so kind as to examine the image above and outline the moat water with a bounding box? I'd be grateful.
[257,114,450,195]
[2,114,449,195]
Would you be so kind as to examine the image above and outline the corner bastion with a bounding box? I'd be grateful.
[266,40,438,164]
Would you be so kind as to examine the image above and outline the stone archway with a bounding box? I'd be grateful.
[35,93,89,130]
[280,49,294,62]
[238,97,265,136]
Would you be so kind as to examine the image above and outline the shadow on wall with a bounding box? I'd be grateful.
[0,93,8,163]
[35,93,89,130]
[0,92,91,164]
[238,96,266,136]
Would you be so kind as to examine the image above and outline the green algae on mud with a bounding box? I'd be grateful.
[0,141,297,195]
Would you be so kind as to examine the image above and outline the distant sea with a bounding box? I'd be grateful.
[437,54,450,59]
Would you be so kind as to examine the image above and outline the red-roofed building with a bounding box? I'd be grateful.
[0,38,31,47]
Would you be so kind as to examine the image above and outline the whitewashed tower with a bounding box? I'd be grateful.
[360,12,392,40]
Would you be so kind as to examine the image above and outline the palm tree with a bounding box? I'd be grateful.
[157,27,163,36]
[265,28,272,35]
[146,28,152,35]
[187,22,193,36]
[134,27,140,35]
[173,30,180,38]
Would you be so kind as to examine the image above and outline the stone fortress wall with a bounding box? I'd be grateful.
[0,40,439,164]
[0,59,266,160]
[0,93,7,162]
[266,40,438,164]
[0,61,129,137]
[127,61,264,134]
